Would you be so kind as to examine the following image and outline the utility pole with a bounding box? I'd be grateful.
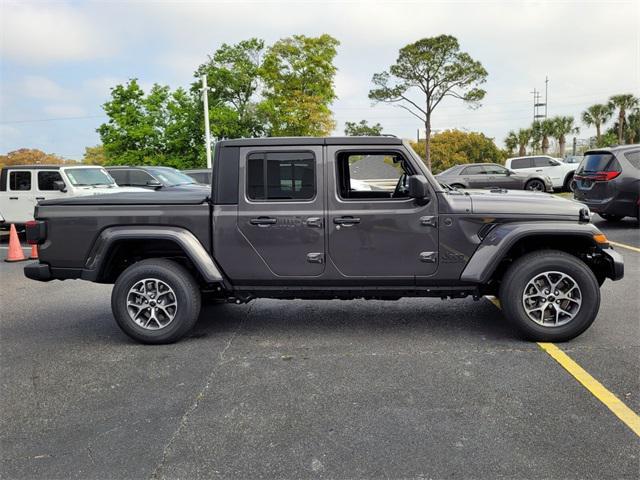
[201,75,213,169]
[544,76,549,118]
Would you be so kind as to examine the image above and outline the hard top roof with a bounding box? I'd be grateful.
[217,136,403,147]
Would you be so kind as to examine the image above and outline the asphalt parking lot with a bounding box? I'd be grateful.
[1,218,638,479]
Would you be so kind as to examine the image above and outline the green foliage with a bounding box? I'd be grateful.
[516,128,532,156]
[581,103,612,142]
[369,35,488,170]
[409,129,503,173]
[551,116,579,157]
[261,34,339,136]
[596,131,618,148]
[504,131,518,155]
[97,79,202,168]
[344,120,384,136]
[609,94,639,144]
[193,38,266,139]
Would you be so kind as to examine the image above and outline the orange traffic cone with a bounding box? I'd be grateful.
[29,244,39,260]
[4,224,27,262]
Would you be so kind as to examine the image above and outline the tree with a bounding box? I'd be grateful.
[369,35,487,170]
[344,120,384,136]
[193,38,266,139]
[261,34,339,136]
[551,116,579,157]
[504,131,518,155]
[516,128,532,156]
[0,149,69,167]
[581,103,612,144]
[531,119,554,154]
[97,79,202,168]
[609,94,639,144]
[410,129,503,173]
[82,145,107,165]
[625,108,640,144]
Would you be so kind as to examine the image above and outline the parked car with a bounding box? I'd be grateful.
[0,165,146,226]
[563,155,583,165]
[434,163,553,192]
[106,166,209,190]
[573,144,640,222]
[25,137,622,345]
[505,155,577,191]
[182,168,212,184]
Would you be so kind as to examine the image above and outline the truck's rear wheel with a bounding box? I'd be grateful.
[499,250,600,342]
[111,259,201,344]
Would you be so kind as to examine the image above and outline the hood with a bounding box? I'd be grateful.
[73,186,148,195]
[464,189,587,218]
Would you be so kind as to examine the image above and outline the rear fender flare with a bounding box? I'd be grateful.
[83,226,224,283]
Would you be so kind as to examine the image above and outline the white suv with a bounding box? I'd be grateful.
[0,165,146,225]
[505,155,577,191]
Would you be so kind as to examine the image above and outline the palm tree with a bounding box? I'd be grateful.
[504,131,518,155]
[551,116,579,157]
[581,104,612,143]
[516,128,531,156]
[626,108,640,144]
[609,94,639,144]
[532,119,555,154]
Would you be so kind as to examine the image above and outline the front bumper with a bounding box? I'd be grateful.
[602,247,624,281]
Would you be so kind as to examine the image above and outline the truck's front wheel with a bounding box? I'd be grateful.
[499,250,600,342]
[111,259,201,344]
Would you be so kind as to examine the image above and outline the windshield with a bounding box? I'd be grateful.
[148,168,196,186]
[64,168,116,186]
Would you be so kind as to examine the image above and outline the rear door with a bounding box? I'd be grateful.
[237,146,325,276]
[461,165,490,188]
[3,169,35,223]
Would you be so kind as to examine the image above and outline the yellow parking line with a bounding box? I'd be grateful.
[538,342,640,437]
[609,241,640,253]
[485,296,640,437]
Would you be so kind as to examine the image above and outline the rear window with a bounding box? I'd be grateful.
[510,158,531,169]
[9,171,31,191]
[578,153,617,173]
[623,150,640,169]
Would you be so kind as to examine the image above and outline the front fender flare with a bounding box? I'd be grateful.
[460,222,602,284]
[82,226,224,283]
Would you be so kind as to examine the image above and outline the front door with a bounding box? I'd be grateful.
[237,146,325,276]
[326,146,438,279]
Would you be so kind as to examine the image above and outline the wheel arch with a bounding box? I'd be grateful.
[460,222,612,286]
[82,226,224,284]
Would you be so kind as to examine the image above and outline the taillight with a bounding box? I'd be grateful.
[25,220,47,245]
[593,171,621,181]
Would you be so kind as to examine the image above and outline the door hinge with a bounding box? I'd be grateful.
[419,251,438,263]
[420,216,438,227]
[306,253,324,264]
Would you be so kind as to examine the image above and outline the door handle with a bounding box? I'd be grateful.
[305,217,323,228]
[36,197,45,200]
[535,169,543,172]
[9,197,18,200]
[333,216,360,226]
[249,217,277,226]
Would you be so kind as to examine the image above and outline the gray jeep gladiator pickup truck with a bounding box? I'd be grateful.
[24,137,624,344]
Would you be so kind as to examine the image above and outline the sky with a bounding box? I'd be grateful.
[1,0,639,159]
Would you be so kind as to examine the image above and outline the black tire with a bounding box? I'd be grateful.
[499,250,600,342]
[111,258,201,344]
[564,173,575,192]
[525,179,545,192]
[598,213,625,222]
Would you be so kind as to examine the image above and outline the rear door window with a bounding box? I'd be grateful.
[247,151,315,201]
[37,171,63,190]
[461,165,486,175]
[510,158,531,169]
[9,171,31,191]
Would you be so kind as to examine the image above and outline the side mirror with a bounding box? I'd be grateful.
[146,180,162,189]
[506,170,513,176]
[408,175,429,199]
[53,180,66,192]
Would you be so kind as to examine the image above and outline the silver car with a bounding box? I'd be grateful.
[435,163,553,192]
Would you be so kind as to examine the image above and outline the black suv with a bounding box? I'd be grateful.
[573,145,640,222]
[107,166,208,190]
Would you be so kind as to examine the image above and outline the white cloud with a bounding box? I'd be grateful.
[1,2,116,64]
[23,76,73,101]
[42,104,87,117]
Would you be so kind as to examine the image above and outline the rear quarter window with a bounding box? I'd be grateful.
[623,150,640,170]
